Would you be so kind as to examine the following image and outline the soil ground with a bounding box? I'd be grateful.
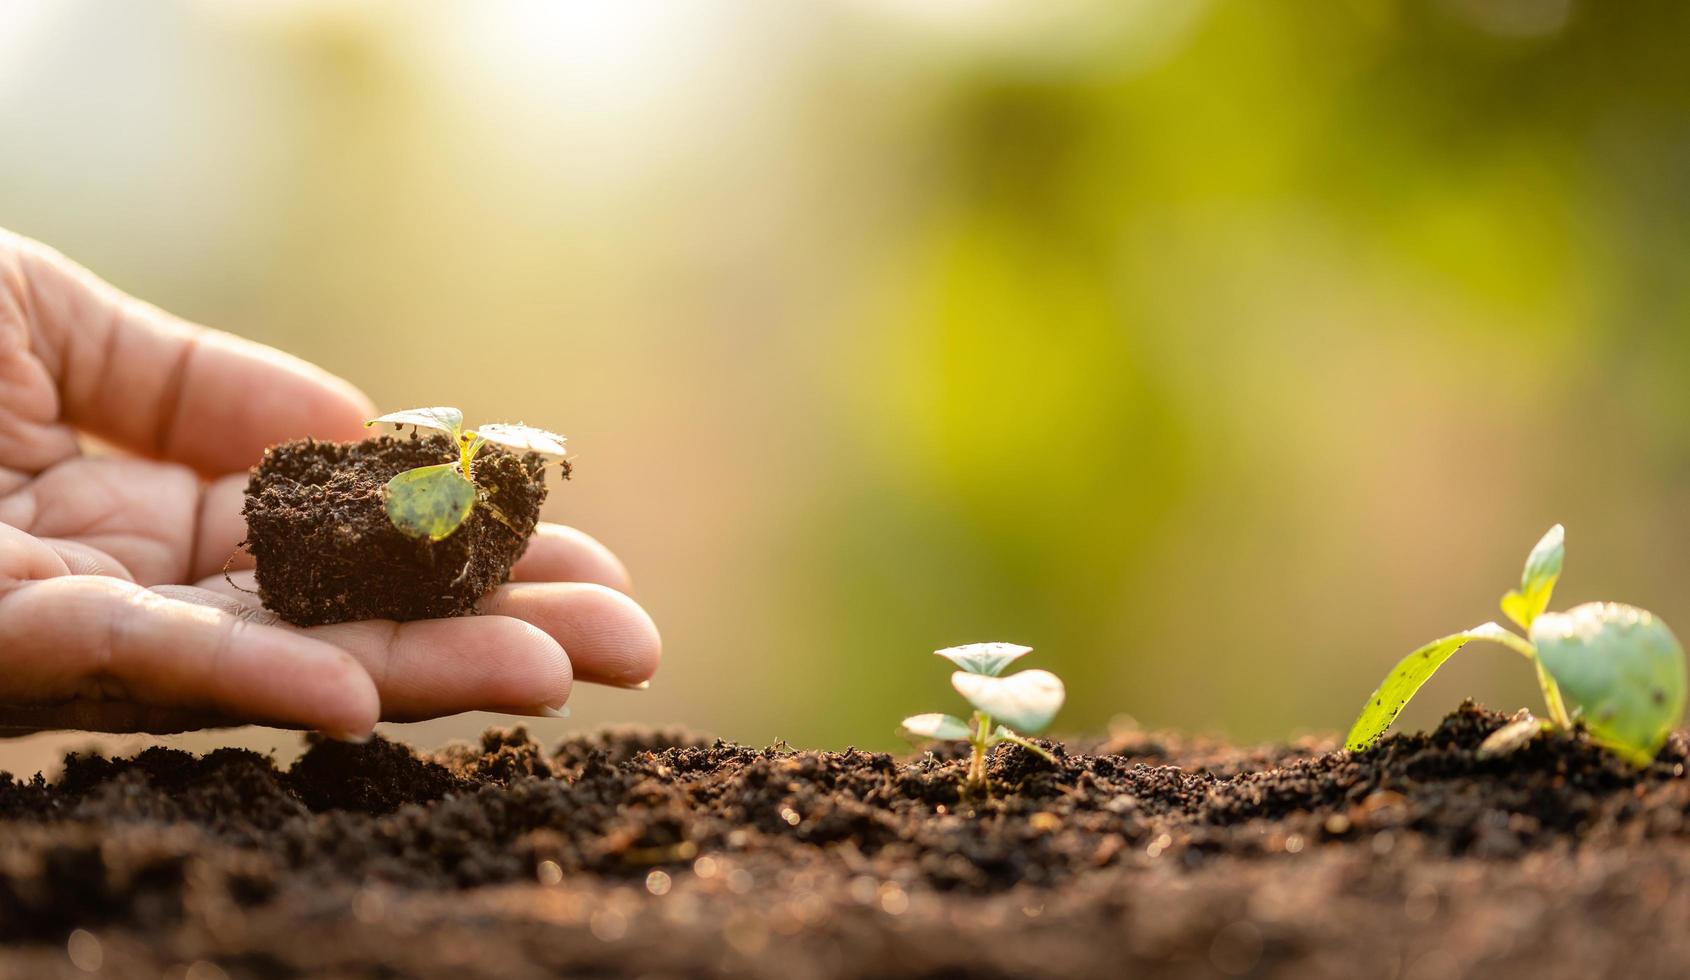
[2,703,1688,979]
[243,434,557,625]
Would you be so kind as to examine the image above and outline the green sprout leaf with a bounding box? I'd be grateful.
[1500,524,1564,631]
[952,669,1065,734]
[381,463,477,541]
[934,642,1033,677]
[899,713,973,742]
[366,407,465,440]
[1344,622,1531,752]
[473,423,568,457]
[1531,602,1687,767]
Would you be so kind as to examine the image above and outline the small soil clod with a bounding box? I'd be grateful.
[242,433,561,625]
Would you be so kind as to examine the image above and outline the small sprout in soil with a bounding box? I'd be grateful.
[366,407,567,541]
[1346,525,1688,767]
[900,642,1066,793]
[1475,708,1546,760]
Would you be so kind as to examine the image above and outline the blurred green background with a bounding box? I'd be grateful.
[4,0,1690,772]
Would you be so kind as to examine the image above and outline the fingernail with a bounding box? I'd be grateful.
[528,704,571,719]
[326,729,372,744]
[610,680,651,691]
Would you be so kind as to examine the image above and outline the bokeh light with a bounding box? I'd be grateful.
[3,0,1688,774]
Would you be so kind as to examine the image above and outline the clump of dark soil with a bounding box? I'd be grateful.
[243,434,562,625]
[4,704,1690,978]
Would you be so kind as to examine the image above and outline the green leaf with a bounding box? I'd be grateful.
[952,669,1064,734]
[1531,602,1687,767]
[366,407,465,440]
[899,713,973,742]
[473,423,567,457]
[1500,524,1564,631]
[1344,622,1527,751]
[934,642,1033,677]
[382,463,477,541]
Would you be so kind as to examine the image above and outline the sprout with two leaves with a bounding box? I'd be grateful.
[1346,525,1688,767]
[900,643,1066,793]
[365,407,568,542]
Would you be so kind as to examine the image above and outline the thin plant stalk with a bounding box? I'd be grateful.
[1534,659,1573,729]
[966,711,991,791]
[1484,624,1575,729]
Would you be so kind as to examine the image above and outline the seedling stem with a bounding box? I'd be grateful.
[967,712,991,791]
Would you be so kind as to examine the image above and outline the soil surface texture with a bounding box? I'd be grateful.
[2,703,1689,979]
[243,434,559,625]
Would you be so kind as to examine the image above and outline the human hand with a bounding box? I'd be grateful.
[0,229,659,738]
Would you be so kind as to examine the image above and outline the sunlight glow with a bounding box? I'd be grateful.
[0,0,55,92]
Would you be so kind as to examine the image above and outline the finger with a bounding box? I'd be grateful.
[152,583,279,621]
[193,498,639,588]
[0,575,379,737]
[196,518,635,594]
[0,455,199,585]
[6,232,374,475]
[511,523,634,592]
[163,582,572,721]
[198,571,651,694]
[310,616,572,722]
[0,520,71,581]
[479,582,661,689]
[0,702,236,737]
[192,473,255,580]
[36,537,133,580]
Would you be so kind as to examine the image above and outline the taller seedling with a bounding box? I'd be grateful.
[1347,525,1687,766]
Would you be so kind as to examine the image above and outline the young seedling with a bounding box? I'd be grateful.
[365,407,568,541]
[1346,525,1688,767]
[900,642,1066,793]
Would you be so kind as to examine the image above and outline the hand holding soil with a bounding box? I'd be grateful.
[0,229,660,739]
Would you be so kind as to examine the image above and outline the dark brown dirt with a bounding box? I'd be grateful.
[242,434,561,625]
[4,703,1690,978]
